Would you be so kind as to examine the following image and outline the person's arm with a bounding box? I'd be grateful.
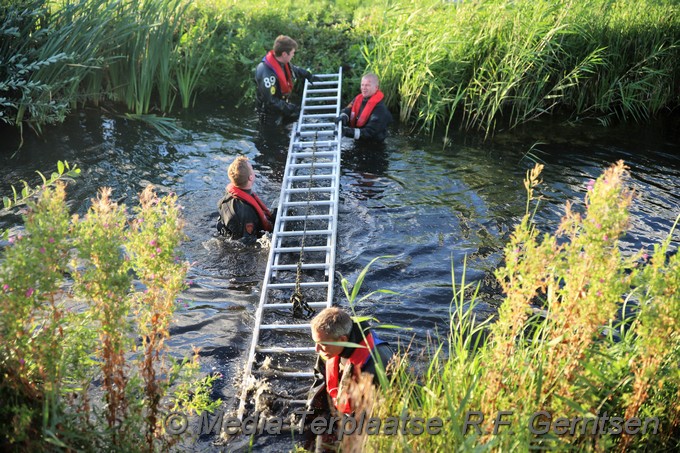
[306,355,329,410]
[291,64,314,84]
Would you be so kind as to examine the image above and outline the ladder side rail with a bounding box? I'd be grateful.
[238,69,342,421]
[324,67,342,306]
[237,127,301,420]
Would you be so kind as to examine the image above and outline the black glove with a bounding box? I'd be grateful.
[342,126,358,139]
[304,71,315,86]
[336,113,349,126]
[289,104,301,118]
[216,218,227,236]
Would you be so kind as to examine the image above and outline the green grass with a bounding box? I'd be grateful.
[2,0,678,140]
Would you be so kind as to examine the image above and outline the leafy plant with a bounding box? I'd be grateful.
[0,179,220,450]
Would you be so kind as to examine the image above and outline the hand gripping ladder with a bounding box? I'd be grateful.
[237,69,343,420]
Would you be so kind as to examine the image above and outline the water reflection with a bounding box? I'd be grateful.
[1,105,679,450]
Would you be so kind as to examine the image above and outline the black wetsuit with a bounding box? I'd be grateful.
[341,97,393,143]
[216,190,273,245]
[255,57,311,126]
[307,321,394,412]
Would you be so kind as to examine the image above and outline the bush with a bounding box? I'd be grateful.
[0,180,220,451]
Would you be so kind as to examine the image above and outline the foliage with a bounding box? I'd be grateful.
[3,0,678,141]
[0,180,220,450]
[359,161,679,451]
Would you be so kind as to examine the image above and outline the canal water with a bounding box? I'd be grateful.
[1,101,678,450]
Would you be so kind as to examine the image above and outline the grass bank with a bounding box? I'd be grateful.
[2,0,679,141]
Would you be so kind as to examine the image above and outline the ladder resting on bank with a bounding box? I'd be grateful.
[237,69,343,420]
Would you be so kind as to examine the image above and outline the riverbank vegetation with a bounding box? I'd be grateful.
[341,161,679,451]
[1,0,679,141]
[0,173,220,451]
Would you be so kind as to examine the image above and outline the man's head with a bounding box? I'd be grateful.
[360,73,380,98]
[311,307,353,360]
[273,35,298,63]
[228,156,254,189]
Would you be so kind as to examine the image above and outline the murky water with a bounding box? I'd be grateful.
[1,102,679,450]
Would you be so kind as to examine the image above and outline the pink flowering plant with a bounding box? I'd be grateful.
[1,181,220,450]
[365,161,679,452]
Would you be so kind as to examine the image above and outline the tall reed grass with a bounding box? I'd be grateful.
[360,0,680,138]
[2,0,679,140]
[348,161,679,451]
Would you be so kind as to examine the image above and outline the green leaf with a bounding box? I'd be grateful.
[3,196,11,210]
[36,170,47,185]
[57,160,65,174]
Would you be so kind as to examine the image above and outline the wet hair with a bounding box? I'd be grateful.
[273,35,298,57]
[228,156,252,188]
[311,307,353,339]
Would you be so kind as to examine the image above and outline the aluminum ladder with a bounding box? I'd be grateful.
[237,69,343,420]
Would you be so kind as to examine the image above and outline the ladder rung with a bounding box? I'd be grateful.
[302,113,337,119]
[286,174,334,181]
[293,140,337,147]
[273,245,331,253]
[299,122,336,129]
[290,150,336,158]
[265,301,328,309]
[297,130,335,137]
[303,105,338,111]
[281,201,334,208]
[282,187,333,194]
[256,346,316,354]
[266,282,329,289]
[280,214,332,221]
[270,263,329,271]
[288,162,336,169]
[305,96,339,102]
[260,323,311,330]
[276,229,333,236]
[253,370,315,378]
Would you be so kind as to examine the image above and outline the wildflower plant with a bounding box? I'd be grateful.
[0,181,220,450]
[359,161,679,452]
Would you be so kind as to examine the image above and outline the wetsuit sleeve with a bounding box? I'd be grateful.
[307,355,329,410]
[292,64,312,83]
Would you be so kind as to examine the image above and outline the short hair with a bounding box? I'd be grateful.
[362,73,379,86]
[273,35,298,56]
[228,156,252,188]
[311,307,353,339]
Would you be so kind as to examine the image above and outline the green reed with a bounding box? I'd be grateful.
[358,161,679,451]
[357,0,679,138]
[2,0,679,140]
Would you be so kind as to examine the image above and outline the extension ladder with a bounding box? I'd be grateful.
[237,69,343,420]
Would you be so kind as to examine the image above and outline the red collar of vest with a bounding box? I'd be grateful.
[227,184,273,232]
[263,50,293,96]
[325,332,375,414]
[350,90,384,128]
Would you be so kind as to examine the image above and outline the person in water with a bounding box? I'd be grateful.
[255,35,315,127]
[308,306,394,413]
[216,156,275,245]
[336,73,393,143]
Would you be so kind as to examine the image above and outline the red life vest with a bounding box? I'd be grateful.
[263,50,293,96]
[325,332,375,414]
[349,90,385,128]
[227,184,273,232]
